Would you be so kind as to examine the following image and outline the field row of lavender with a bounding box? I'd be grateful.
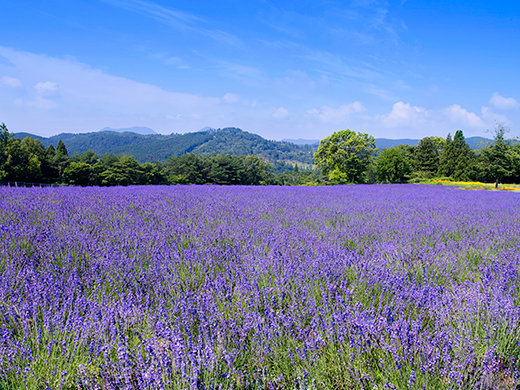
[0,185,519,389]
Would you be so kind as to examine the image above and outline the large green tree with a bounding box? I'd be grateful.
[53,139,70,176]
[438,130,474,180]
[62,162,94,186]
[480,124,519,188]
[100,155,146,186]
[413,136,445,177]
[314,130,377,183]
[0,123,11,179]
[374,146,412,183]
[2,136,47,182]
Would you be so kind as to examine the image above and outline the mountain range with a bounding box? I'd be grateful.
[100,126,157,135]
[282,136,491,149]
[14,127,316,165]
[14,127,492,165]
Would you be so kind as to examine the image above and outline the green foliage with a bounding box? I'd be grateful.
[12,127,316,167]
[52,139,70,176]
[479,124,519,187]
[164,154,207,184]
[0,123,11,179]
[314,129,377,183]
[99,155,147,186]
[374,146,413,183]
[164,154,271,185]
[438,130,475,180]
[62,162,94,186]
[268,166,328,186]
[5,121,520,187]
[72,149,98,164]
[413,136,445,177]
[2,136,47,182]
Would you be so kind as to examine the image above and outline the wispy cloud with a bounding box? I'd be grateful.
[16,96,57,110]
[213,60,265,86]
[34,81,58,95]
[272,107,289,119]
[103,0,204,26]
[102,0,243,46]
[222,93,239,103]
[0,46,223,134]
[308,102,367,123]
[0,76,22,88]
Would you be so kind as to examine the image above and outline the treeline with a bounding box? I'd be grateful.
[369,127,520,185]
[0,124,323,186]
[14,127,316,165]
[5,121,518,187]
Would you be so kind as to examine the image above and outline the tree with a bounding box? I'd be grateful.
[62,162,93,186]
[238,155,271,185]
[0,123,12,179]
[164,154,207,184]
[53,140,70,176]
[2,137,46,182]
[480,124,518,188]
[413,136,445,177]
[100,155,146,186]
[40,144,58,181]
[314,130,377,183]
[438,130,474,180]
[374,147,412,183]
[72,149,98,165]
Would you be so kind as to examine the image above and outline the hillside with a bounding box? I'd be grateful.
[13,128,316,165]
[100,126,157,135]
[13,128,494,165]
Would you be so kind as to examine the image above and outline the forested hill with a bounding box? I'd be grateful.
[14,127,316,165]
[13,128,492,165]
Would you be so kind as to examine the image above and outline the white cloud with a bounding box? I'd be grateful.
[480,106,510,124]
[222,93,239,103]
[272,107,289,118]
[488,92,519,110]
[444,104,483,127]
[309,101,366,123]
[376,102,495,136]
[34,81,58,95]
[0,46,222,133]
[381,101,429,127]
[30,96,58,109]
[1,76,22,88]
[15,96,57,110]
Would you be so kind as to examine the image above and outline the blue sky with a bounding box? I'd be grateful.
[1,0,520,140]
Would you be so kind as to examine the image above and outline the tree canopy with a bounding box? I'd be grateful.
[438,130,474,180]
[374,146,413,183]
[314,129,377,183]
[479,124,519,187]
[413,136,444,178]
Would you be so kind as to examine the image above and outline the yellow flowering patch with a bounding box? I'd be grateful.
[430,180,520,191]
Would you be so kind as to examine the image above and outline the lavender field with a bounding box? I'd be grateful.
[1,185,519,389]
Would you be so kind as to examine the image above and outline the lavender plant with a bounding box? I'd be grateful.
[0,184,519,389]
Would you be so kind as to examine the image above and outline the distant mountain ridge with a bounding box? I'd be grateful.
[13,127,316,165]
[284,137,491,150]
[101,126,157,135]
[13,127,493,164]
[282,138,320,145]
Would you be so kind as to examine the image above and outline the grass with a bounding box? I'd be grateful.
[417,178,520,191]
